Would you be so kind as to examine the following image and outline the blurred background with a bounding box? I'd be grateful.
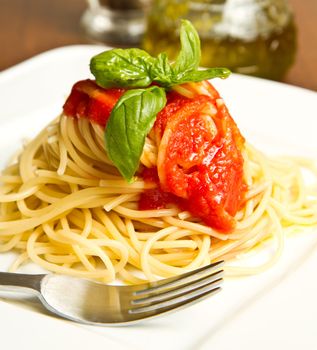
[0,0,316,91]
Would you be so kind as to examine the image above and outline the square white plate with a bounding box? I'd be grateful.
[0,46,317,350]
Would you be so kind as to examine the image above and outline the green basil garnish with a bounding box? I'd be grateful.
[174,67,231,85]
[105,86,166,182]
[90,20,230,89]
[90,48,154,88]
[171,18,201,78]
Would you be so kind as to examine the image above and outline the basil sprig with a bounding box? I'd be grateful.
[90,20,230,89]
[105,87,166,182]
[90,20,231,182]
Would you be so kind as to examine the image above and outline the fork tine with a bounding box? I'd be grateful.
[134,260,224,296]
[129,280,222,315]
[132,270,223,306]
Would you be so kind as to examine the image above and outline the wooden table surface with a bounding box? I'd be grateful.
[1,0,316,91]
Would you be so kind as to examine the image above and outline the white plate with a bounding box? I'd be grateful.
[1,46,317,350]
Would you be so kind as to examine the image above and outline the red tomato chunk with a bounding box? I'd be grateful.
[63,79,125,127]
[155,83,246,232]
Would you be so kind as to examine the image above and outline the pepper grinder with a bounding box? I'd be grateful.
[81,0,151,46]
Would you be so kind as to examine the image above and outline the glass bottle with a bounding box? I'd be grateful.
[143,0,296,80]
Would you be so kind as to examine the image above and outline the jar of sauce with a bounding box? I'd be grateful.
[143,0,296,80]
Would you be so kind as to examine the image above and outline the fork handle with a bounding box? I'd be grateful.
[0,272,45,294]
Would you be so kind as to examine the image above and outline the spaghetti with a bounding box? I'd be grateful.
[0,80,316,284]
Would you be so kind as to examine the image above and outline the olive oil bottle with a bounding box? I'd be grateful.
[143,0,296,80]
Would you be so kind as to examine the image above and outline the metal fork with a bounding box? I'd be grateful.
[0,261,223,325]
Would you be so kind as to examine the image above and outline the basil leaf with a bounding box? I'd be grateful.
[105,86,166,182]
[149,20,229,87]
[150,53,173,86]
[175,67,231,84]
[150,20,201,87]
[90,48,154,88]
[172,19,201,77]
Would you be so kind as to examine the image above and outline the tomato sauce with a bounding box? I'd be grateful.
[138,167,177,210]
[153,83,246,232]
[63,79,125,127]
